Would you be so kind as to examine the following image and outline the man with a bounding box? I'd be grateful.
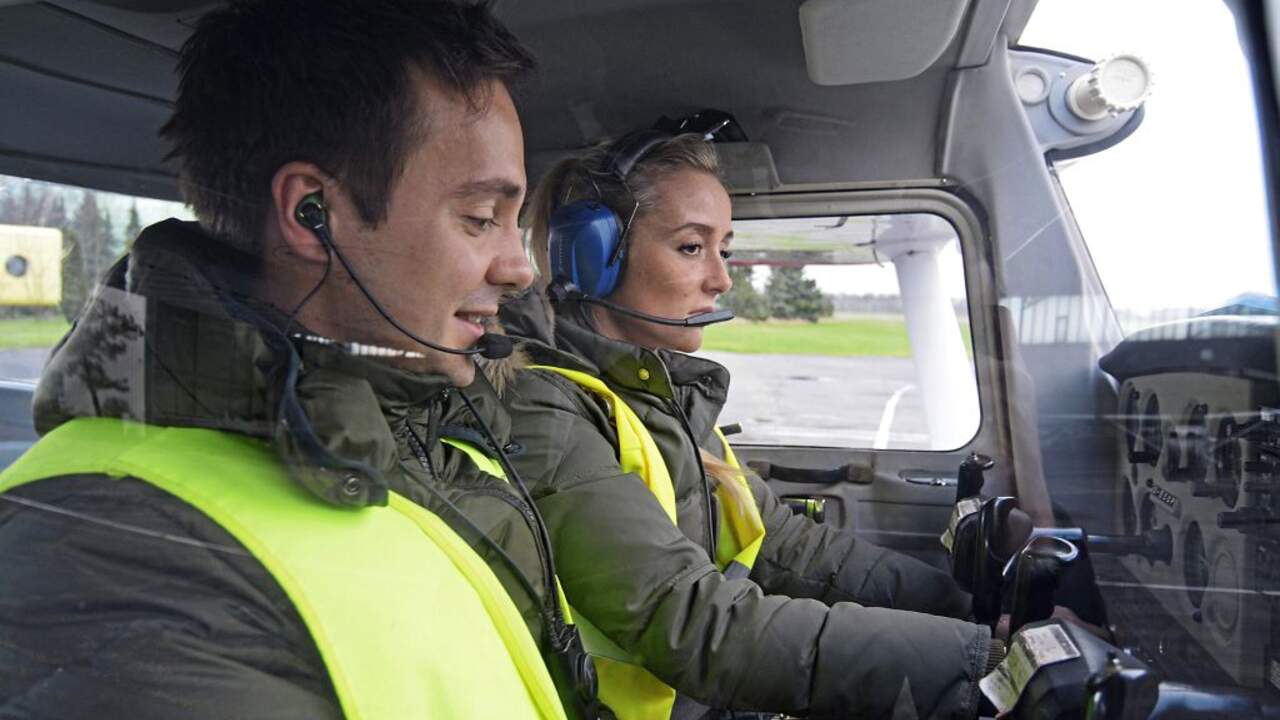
[0,1,584,717]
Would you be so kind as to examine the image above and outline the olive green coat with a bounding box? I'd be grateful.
[2,221,577,718]
[499,294,994,719]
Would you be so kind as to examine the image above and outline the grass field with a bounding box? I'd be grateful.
[0,314,969,357]
[702,315,914,356]
[0,317,70,349]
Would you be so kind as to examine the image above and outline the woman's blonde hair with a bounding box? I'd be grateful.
[523,133,722,288]
[699,447,756,516]
[522,134,752,512]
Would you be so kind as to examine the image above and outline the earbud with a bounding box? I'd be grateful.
[295,192,329,235]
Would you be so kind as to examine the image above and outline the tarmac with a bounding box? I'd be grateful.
[0,347,930,450]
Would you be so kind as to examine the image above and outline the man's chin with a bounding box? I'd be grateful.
[435,353,477,387]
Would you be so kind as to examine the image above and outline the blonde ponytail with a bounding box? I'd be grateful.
[699,447,755,515]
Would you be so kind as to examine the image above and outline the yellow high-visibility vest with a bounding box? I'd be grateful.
[532,365,766,720]
[0,417,568,720]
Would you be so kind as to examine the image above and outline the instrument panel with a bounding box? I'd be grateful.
[1100,316,1280,692]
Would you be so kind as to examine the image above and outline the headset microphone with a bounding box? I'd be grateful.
[293,192,513,360]
[547,282,735,327]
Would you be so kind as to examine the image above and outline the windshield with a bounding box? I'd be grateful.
[1010,0,1278,700]
[1022,0,1273,333]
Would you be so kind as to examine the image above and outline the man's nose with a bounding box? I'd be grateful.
[489,226,535,291]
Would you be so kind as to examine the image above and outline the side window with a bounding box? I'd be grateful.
[0,174,191,381]
[710,212,977,450]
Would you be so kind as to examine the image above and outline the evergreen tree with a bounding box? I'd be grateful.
[72,192,115,290]
[719,264,770,321]
[46,196,67,230]
[765,266,828,323]
[102,210,120,259]
[60,227,88,321]
[0,194,15,224]
[124,201,142,251]
[18,185,36,224]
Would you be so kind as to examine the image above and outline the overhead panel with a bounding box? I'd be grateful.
[799,0,970,85]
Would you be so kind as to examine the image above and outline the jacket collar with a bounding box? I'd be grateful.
[503,290,730,440]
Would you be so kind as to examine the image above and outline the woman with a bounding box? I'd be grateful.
[498,132,999,719]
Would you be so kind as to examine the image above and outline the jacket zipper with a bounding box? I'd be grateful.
[402,412,572,650]
[665,397,718,557]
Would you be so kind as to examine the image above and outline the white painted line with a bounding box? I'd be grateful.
[874,383,916,449]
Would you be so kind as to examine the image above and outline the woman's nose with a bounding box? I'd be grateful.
[705,254,733,295]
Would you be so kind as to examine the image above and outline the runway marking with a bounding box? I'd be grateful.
[875,383,916,449]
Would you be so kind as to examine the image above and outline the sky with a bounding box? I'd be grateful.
[789,0,1274,315]
[1023,0,1272,313]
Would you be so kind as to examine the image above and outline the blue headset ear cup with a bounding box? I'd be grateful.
[547,200,625,297]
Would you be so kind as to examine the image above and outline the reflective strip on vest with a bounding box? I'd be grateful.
[0,417,567,720]
[441,436,505,478]
[531,365,767,720]
[441,436,577,626]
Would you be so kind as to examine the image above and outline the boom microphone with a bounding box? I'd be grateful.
[295,194,513,360]
[547,282,735,327]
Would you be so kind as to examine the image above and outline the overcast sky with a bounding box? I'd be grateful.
[1024,0,1272,313]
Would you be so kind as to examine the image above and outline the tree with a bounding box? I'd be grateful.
[18,185,36,224]
[124,201,142,251]
[46,195,67,230]
[719,264,770,321]
[765,266,829,323]
[0,181,54,226]
[0,178,16,223]
[60,227,88,322]
[72,192,116,292]
[101,209,120,259]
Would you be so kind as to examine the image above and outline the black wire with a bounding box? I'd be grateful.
[455,384,571,641]
[403,422,548,608]
[311,223,484,356]
[282,251,333,339]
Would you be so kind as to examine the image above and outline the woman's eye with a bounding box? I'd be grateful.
[679,243,702,255]
[466,216,497,232]
[720,249,734,260]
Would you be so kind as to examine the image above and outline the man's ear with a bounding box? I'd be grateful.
[270,162,335,265]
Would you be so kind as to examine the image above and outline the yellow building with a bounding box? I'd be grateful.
[0,224,62,307]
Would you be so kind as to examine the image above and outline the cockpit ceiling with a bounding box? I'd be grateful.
[0,0,1039,201]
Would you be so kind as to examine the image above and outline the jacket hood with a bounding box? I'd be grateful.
[34,219,507,507]
[500,289,730,442]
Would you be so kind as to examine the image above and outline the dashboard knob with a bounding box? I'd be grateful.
[1067,53,1154,121]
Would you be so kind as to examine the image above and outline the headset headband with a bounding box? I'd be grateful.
[603,129,676,180]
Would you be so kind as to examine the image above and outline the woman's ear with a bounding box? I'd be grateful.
[269,162,334,265]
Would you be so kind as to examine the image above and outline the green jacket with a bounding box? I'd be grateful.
[0,220,574,718]
[498,293,994,719]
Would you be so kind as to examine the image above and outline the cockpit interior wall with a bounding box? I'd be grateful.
[940,41,1126,531]
[511,1,954,188]
[0,0,1058,199]
[0,2,181,199]
[0,0,993,198]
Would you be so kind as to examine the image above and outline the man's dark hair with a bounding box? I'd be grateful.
[160,0,536,251]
